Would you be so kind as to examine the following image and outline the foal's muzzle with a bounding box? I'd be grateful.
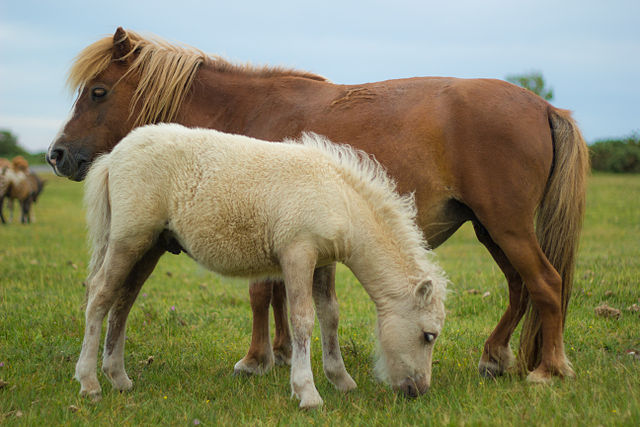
[397,375,429,398]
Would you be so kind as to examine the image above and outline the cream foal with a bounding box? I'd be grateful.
[78,124,447,408]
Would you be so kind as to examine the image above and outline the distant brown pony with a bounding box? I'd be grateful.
[0,157,11,223]
[0,156,44,224]
[47,28,589,383]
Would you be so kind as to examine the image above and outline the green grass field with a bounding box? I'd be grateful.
[1,173,639,425]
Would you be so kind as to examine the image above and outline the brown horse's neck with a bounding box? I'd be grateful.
[176,64,338,140]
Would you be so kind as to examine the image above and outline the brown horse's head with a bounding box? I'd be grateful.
[47,28,204,181]
[47,28,138,181]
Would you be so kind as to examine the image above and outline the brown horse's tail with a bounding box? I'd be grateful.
[518,107,590,372]
[84,154,112,285]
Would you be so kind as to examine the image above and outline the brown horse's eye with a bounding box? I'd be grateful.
[91,87,107,101]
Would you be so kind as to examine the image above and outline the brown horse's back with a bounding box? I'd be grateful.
[225,76,556,248]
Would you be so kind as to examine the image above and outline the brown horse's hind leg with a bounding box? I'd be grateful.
[474,221,528,378]
[234,280,276,375]
[272,280,292,365]
[234,279,292,375]
[480,219,574,383]
[101,243,165,391]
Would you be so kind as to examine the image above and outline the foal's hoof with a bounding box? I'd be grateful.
[80,389,103,402]
[298,392,324,409]
[336,374,357,392]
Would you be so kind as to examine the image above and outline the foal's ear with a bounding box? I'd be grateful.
[414,279,433,303]
[112,27,132,61]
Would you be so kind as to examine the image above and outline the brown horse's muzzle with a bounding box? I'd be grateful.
[47,143,91,181]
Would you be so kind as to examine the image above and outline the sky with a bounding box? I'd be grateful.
[1,0,638,152]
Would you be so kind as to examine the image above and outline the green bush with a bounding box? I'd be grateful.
[0,129,46,164]
[589,133,640,173]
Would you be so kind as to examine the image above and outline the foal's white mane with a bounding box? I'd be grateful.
[290,133,447,300]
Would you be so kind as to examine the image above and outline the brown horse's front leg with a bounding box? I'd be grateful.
[234,280,276,375]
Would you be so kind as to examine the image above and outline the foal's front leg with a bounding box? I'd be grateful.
[101,244,165,391]
[312,264,356,392]
[280,243,322,409]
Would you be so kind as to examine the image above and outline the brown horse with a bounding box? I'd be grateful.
[47,28,589,383]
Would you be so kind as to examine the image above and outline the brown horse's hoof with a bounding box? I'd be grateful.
[478,345,515,378]
[478,360,505,378]
[526,357,575,383]
[526,369,552,384]
[233,353,274,376]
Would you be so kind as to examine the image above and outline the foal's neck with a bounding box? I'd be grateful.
[344,211,417,309]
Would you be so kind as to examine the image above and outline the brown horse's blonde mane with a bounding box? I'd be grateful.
[67,29,327,126]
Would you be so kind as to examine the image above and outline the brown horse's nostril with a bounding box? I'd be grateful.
[47,146,76,178]
[48,147,65,166]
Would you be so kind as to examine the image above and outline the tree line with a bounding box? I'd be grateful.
[0,130,46,165]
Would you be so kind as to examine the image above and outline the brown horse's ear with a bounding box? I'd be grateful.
[113,27,132,61]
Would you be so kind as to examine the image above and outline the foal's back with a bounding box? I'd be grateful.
[107,124,355,276]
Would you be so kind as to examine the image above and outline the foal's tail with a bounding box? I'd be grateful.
[519,107,590,372]
[84,155,112,283]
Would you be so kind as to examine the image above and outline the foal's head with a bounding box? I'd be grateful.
[375,277,446,398]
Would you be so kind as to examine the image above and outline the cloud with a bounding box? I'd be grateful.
[0,21,75,51]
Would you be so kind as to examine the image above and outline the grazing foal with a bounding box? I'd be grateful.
[79,124,447,408]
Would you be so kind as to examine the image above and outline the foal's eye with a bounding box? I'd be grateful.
[91,87,108,100]
[423,332,437,344]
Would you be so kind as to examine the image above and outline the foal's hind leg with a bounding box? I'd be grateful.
[76,241,147,400]
[101,244,165,391]
[312,264,356,392]
[474,221,528,377]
